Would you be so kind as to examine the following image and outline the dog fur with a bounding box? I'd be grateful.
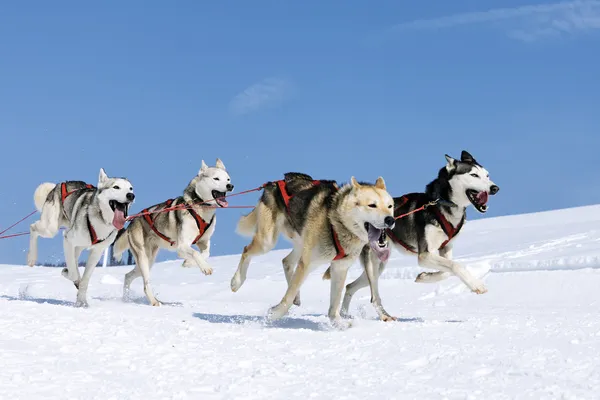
[113,159,233,306]
[27,168,135,307]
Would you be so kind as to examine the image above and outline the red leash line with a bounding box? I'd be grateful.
[394,200,439,220]
[0,210,38,236]
[125,185,264,221]
[0,185,265,240]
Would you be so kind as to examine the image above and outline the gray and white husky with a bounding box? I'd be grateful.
[323,150,500,321]
[113,159,233,306]
[27,168,135,307]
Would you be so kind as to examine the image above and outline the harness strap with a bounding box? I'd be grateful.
[143,199,176,246]
[86,215,103,245]
[331,226,347,260]
[431,207,465,249]
[189,209,214,244]
[61,182,94,204]
[276,179,323,213]
[386,228,417,253]
[388,194,465,252]
[141,198,214,246]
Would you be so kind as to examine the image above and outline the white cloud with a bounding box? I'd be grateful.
[385,0,600,42]
[229,77,291,116]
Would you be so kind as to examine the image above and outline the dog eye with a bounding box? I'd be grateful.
[388,205,393,209]
[113,185,120,190]
[470,173,479,178]
[214,177,220,181]
[368,204,377,208]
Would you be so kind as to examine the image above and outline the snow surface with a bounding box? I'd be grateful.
[2,205,600,399]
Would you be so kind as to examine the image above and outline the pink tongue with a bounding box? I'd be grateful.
[476,191,489,205]
[216,198,229,208]
[112,209,126,229]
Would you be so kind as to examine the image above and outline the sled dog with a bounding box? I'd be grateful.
[27,168,135,307]
[325,150,500,320]
[233,173,395,328]
[113,159,233,306]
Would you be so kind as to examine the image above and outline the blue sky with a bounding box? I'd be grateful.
[1,0,599,265]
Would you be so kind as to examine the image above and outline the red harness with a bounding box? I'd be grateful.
[386,194,465,253]
[141,198,214,246]
[60,182,102,245]
[61,182,94,204]
[275,179,346,261]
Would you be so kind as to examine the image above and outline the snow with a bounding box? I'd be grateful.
[2,205,600,399]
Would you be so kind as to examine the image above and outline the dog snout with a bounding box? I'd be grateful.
[126,193,135,201]
[226,184,234,192]
[489,185,499,195]
[384,216,395,229]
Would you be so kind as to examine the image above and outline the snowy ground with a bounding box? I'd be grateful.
[2,205,600,399]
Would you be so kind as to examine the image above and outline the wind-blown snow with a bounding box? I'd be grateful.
[2,205,600,399]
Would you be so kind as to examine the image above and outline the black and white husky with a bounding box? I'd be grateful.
[27,168,135,307]
[324,150,500,321]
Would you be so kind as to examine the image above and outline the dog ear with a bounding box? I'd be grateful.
[445,154,456,173]
[350,176,361,188]
[198,160,208,175]
[98,168,108,184]
[375,176,386,190]
[215,158,226,170]
[461,150,476,164]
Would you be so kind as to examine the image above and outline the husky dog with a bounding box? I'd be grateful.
[27,168,135,307]
[233,173,395,328]
[230,172,338,306]
[113,159,233,306]
[326,150,500,321]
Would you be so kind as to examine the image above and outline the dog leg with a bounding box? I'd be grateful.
[268,256,311,320]
[182,240,210,268]
[75,246,104,308]
[27,206,60,267]
[417,252,487,294]
[61,238,81,287]
[282,246,302,306]
[415,246,453,283]
[123,266,141,301]
[231,235,275,292]
[364,252,395,322]
[177,244,213,276]
[137,251,160,306]
[328,259,353,329]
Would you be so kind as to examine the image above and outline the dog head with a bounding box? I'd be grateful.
[346,176,395,240]
[96,168,135,230]
[193,158,234,207]
[445,150,499,213]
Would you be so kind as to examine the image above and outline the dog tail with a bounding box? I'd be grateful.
[322,267,331,280]
[112,228,130,262]
[33,183,56,212]
[236,207,258,237]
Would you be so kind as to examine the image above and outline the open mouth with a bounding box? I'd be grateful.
[365,223,390,262]
[212,190,228,208]
[109,200,129,229]
[466,189,489,213]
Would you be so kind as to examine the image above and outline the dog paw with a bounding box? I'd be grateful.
[200,266,213,276]
[74,300,89,308]
[381,314,397,322]
[293,294,301,307]
[27,252,37,267]
[230,273,244,292]
[150,300,161,307]
[330,317,352,330]
[267,304,288,321]
[471,281,488,294]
